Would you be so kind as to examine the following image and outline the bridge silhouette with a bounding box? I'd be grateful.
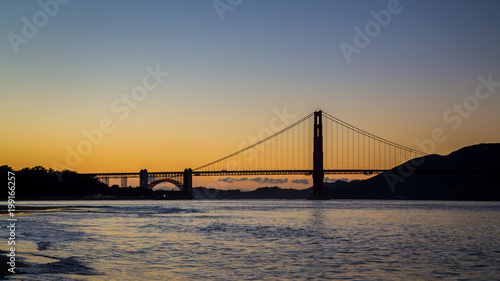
[84,111,426,199]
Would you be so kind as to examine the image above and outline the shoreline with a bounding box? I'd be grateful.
[0,205,84,217]
[0,250,27,279]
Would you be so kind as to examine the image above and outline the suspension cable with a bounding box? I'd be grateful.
[194,112,314,171]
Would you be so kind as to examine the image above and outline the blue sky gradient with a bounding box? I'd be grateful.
[1,0,499,182]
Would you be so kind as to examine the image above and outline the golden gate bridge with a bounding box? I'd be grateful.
[84,111,426,199]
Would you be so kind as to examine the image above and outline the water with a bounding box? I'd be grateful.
[4,200,500,280]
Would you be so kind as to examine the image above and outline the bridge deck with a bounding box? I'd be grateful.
[83,170,387,178]
[193,170,387,176]
[84,169,500,178]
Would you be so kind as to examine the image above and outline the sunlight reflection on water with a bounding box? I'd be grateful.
[6,200,500,280]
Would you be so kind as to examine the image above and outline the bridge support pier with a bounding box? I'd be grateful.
[120,177,128,188]
[140,169,148,189]
[100,177,110,187]
[183,168,193,199]
[309,110,328,200]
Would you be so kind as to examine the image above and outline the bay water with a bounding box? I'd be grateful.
[4,200,500,280]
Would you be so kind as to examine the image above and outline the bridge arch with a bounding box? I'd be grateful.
[147,178,183,190]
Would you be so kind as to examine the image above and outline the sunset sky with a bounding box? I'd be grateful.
[1,0,499,189]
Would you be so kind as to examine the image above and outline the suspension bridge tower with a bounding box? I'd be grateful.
[309,110,328,200]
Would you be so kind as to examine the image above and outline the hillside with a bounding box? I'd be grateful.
[325,143,500,200]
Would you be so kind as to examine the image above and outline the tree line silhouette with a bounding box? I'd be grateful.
[0,166,159,199]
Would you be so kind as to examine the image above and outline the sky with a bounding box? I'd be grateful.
[1,0,500,189]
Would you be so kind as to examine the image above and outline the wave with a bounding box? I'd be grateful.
[33,256,99,276]
[37,241,51,251]
[157,207,202,214]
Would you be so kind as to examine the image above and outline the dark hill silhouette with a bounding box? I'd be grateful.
[326,143,500,200]
[193,186,311,199]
